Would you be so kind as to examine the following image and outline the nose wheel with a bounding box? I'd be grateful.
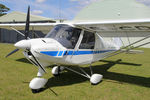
[29,77,48,93]
[52,66,65,76]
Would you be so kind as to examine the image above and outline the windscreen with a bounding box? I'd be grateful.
[45,24,81,49]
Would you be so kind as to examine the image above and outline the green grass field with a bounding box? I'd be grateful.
[0,43,150,100]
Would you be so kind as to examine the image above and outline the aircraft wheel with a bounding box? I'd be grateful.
[29,77,48,93]
[52,66,64,76]
[90,74,103,85]
[31,88,44,93]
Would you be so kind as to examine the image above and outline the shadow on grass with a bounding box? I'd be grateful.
[16,58,31,64]
[35,59,149,94]
[18,58,150,93]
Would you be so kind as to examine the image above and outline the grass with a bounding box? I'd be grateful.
[0,43,150,100]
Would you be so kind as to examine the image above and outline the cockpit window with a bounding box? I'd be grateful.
[45,24,81,49]
[79,31,95,49]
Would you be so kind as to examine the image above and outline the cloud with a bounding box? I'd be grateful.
[70,0,99,5]
[32,10,43,15]
[36,0,46,3]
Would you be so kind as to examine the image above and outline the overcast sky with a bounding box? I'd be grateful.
[0,0,150,20]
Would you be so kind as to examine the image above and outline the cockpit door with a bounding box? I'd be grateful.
[67,30,96,65]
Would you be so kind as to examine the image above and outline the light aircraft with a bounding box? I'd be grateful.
[0,6,150,93]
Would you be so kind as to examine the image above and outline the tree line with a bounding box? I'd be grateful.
[0,4,10,16]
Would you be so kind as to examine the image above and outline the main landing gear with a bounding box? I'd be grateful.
[90,74,103,85]
[29,65,103,93]
[51,66,65,76]
[51,65,103,85]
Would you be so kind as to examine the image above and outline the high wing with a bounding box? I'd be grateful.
[1,19,150,31]
[0,23,57,31]
[73,19,150,46]
[73,19,150,32]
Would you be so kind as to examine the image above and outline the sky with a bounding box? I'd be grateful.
[0,0,150,20]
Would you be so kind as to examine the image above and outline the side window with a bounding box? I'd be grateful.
[70,28,81,49]
[79,31,95,49]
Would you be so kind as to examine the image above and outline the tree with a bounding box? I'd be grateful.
[0,4,10,16]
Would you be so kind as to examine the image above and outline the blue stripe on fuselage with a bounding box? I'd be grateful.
[58,51,63,56]
[40,51,58,56]
[40,50,115,57]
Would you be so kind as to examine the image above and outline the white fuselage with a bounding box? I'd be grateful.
[14,24,120,77]
[15,24,120,68]
[23,35,119,67]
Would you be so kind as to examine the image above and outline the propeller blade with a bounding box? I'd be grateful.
[25,6,30,39]
[6,6,30,58]
[5,49,19,58]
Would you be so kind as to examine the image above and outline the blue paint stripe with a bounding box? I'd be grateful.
[58,51,63,56]
[40,51,58,56]
[40,50,115,57]
[63,51,68,56]
[73,51,93,55]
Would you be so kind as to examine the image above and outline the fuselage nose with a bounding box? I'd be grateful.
[14,40,31,49]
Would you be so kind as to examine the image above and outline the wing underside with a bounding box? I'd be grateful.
[74,19,150,32]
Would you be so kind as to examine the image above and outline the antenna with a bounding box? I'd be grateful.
[59,0,62,22]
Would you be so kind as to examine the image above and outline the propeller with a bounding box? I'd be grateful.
[5,6,30,58]
[6,6,47,73]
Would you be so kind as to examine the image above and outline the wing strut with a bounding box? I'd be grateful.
[10,27,25,37]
